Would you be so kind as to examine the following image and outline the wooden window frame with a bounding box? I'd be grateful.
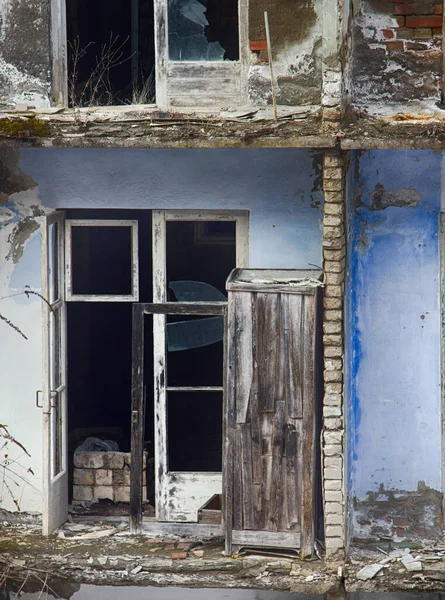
[65,219,139,302]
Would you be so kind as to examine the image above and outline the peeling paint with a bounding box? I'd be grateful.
[353,481,443,542]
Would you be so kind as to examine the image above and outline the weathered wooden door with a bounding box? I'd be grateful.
[225,269,321,555]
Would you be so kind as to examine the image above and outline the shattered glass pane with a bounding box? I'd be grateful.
[169,280,227,302]
[167,316,224,351]
[168,0,226,61]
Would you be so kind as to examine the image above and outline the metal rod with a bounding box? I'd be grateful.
[264,11,278,122]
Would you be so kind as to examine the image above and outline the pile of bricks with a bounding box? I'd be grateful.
[381,0,443,51]
[322,150,346,557]
[73,451,147,503]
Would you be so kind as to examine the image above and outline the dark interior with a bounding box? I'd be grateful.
[67,210,235,507]
[66,0,155,106]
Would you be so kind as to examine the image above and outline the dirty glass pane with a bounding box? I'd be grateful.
[169,280,227,302]
[168,0,239,61]
[71,226,132,296]
[167,391,222,471]
[166,315,223,386]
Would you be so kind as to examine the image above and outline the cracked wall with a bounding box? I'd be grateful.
[345,150,443,544]
[348,0,443,111]
[0,0,51,109]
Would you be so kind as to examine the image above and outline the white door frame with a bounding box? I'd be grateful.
[151,210,249,522]
[41,211,68,535]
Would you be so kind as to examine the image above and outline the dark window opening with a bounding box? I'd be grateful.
[168,0,239,61]
[66,0,155,107]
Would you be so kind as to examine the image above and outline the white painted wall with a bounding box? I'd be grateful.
[1,147,323,513]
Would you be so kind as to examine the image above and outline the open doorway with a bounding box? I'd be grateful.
[61,209,247,526]
[66,0,155,106]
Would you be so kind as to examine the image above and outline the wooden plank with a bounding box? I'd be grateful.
[168,95,242,108]
[167,62,241,78]
[143,302,226,316]
[225,292,236,553]
[287,294,303,419]
[166,386,223,392]
[235,292,253,424]
[300,294,316,556]
[226,283,318,295]
[240,426,254,529]
[232,529,301,549]
[233,431,244,530]
[256,293,280,413]
[268,400,285,532]
[130,304,145,533]
[141,521,223,538]
[285,424,300,528]
[169,78,241,94]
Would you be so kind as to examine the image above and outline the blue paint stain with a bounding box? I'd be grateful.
[346,150,442,506]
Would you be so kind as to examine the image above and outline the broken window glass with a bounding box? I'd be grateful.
[168,0,239,61]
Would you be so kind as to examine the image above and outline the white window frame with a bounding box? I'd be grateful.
[65,219,139,302]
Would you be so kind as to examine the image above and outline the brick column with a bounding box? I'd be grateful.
[322,150,347,557]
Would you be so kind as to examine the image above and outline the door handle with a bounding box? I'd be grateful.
[35,390,57,409]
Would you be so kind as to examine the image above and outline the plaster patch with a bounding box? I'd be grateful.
[370,184,421,211]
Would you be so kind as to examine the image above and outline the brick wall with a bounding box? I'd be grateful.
[322,151,347,557]
[381,1,443,52]
[73,451,149,504]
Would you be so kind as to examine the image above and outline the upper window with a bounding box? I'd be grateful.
[63,0,240,108]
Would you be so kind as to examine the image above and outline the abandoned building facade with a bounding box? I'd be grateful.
[1,0,445,566]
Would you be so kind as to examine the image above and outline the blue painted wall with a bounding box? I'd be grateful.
[346,150,442,539]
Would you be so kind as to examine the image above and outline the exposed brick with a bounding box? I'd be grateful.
[324,370,343,383]
[393,4,413,15]
[405,40,430,48]
[324,191,343,203]
[325,501,343,514]
[73,485,93,501]
[325,272,344,285]
[324,227,344,241]
[325,260,345,274]
[324,180,344,192]
[325,358,343,370]
[326,383,342,394]
[324,444,343,457]
[323,237,345,250]
[325,417,343,429]
[74,469,94,486]
[384,41,405,50]
[396,28,414,38]
[323,321,342,335]
[324,297,343,310]
[323,247,345,260]
[324,334,343,347]
[382,28,395,39]
[393,516,410,526]
[396,16,406,27]
[434,4,443,14]
[114,486,131,503]
[324,283,343,297]
[325,456,342,469]
[414,27,433,37]
[94,485,114,500]
[433,26,442,35]
[104,453,125,469]
[324,393,342,406]
[324,431,343,444]
[406,15,441,27]
[325,537,344,553]
[73,452,105,469]
[95,469,112,486]
[324,167,343,180]
[172,552,188,560]
[411,1,436,15]
[324,345,343,358]
[325,479,342,491]
[326,525,344,538]
[325,309,342,321]
[324,203,344,216]
[324,405,342,418]
[326,512,343,525]
[324,215,342,227]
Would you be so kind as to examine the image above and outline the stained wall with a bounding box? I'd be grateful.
[346,150,443,542]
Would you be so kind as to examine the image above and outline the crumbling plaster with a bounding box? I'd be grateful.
[247,0,323,106]
[0,0,51,109]
[345,150,442,543]
[348,0,442,111]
